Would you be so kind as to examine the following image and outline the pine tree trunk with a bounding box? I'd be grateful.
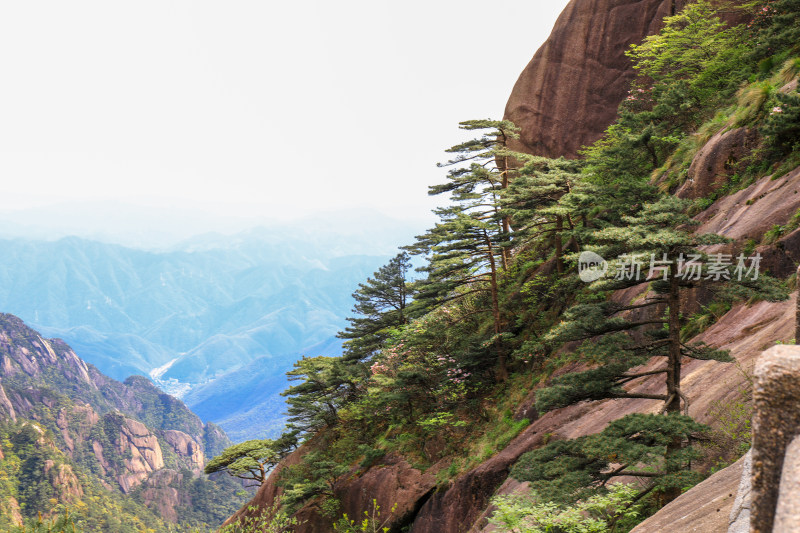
[484,230,507,382]
[666,268,682,412]
[500,155,512,271]
[555,216,564,274]
[663,266,683,503]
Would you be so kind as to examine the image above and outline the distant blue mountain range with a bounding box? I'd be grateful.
[0,225,404,440]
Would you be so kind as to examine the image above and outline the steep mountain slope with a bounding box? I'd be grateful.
[225,1,799,531]
[0,313,244,529]
[229,171,800,533]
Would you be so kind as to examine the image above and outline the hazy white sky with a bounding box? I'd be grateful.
[0,1,570,223]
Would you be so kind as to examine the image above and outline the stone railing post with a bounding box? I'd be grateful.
[751,345,800,532]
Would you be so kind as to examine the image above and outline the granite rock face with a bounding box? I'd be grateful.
[0,313,235,520]
[678,127,760,199]
[503,0,688,158]
[163,429,205,473]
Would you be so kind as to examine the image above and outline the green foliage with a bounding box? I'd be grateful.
[489,483,645,533]
[762,89,800,154]
[511,414,707,504]
[407,119,525,381]
[681,299,733,341]
[332,500,396,533]
[701,375,754,471]
[218,502,300,533]
[586,1,754,186]
[0,421,178,533]
[204,435,295,485]
[282,356,352,434]
[764,224,786,245]
[253,0,800,522]
[338,253,413,367]
[9,510,79,533]
[749,0,800,60]
[279,450,350,511]
[733,80,777,126]
[629,0,750,104]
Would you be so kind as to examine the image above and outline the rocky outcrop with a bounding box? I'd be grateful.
[695,164,800,277]
[227,450,439,533]
[228,2,784,530]
[337,454,438,530]
[0,383,16,421]
[45,460,84,503]
[410,406,593,533]
[138,469,187,523]
[503,0,689,158]
[0,313,239,525]
[677,127,760,199]
[91,416,166,493]
[729,451,752,533]
[239,290,796,532]
[163,429,205,473]
[773,435,800,532]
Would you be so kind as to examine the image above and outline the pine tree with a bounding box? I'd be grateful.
[337,252,412,366]
[752,0,800,59]
[406,120,522,381]
[204,434,297,486]
[502,157,583,273]
[281,356,352,434]
[762,89,800,154]
[511,413,707,505]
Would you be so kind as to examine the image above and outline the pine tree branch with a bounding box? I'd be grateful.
[613,299,666,312]
[658,394,676,415]
[618,368,669,383]
[611,392,669,401]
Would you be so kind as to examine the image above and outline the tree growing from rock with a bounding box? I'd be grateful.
[512,194,788,504]
[205,433,297,486]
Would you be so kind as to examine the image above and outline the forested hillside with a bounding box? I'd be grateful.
[0,314,246,531]
[218,1,800,531]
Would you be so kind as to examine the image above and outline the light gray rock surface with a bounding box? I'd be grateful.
[728,450,751,533]
[631,454,745,533]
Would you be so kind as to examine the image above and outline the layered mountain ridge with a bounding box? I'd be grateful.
[0,231,394,438]
[0,313,243,529]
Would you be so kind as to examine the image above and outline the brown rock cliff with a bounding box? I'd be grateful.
[504,0,688,159]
